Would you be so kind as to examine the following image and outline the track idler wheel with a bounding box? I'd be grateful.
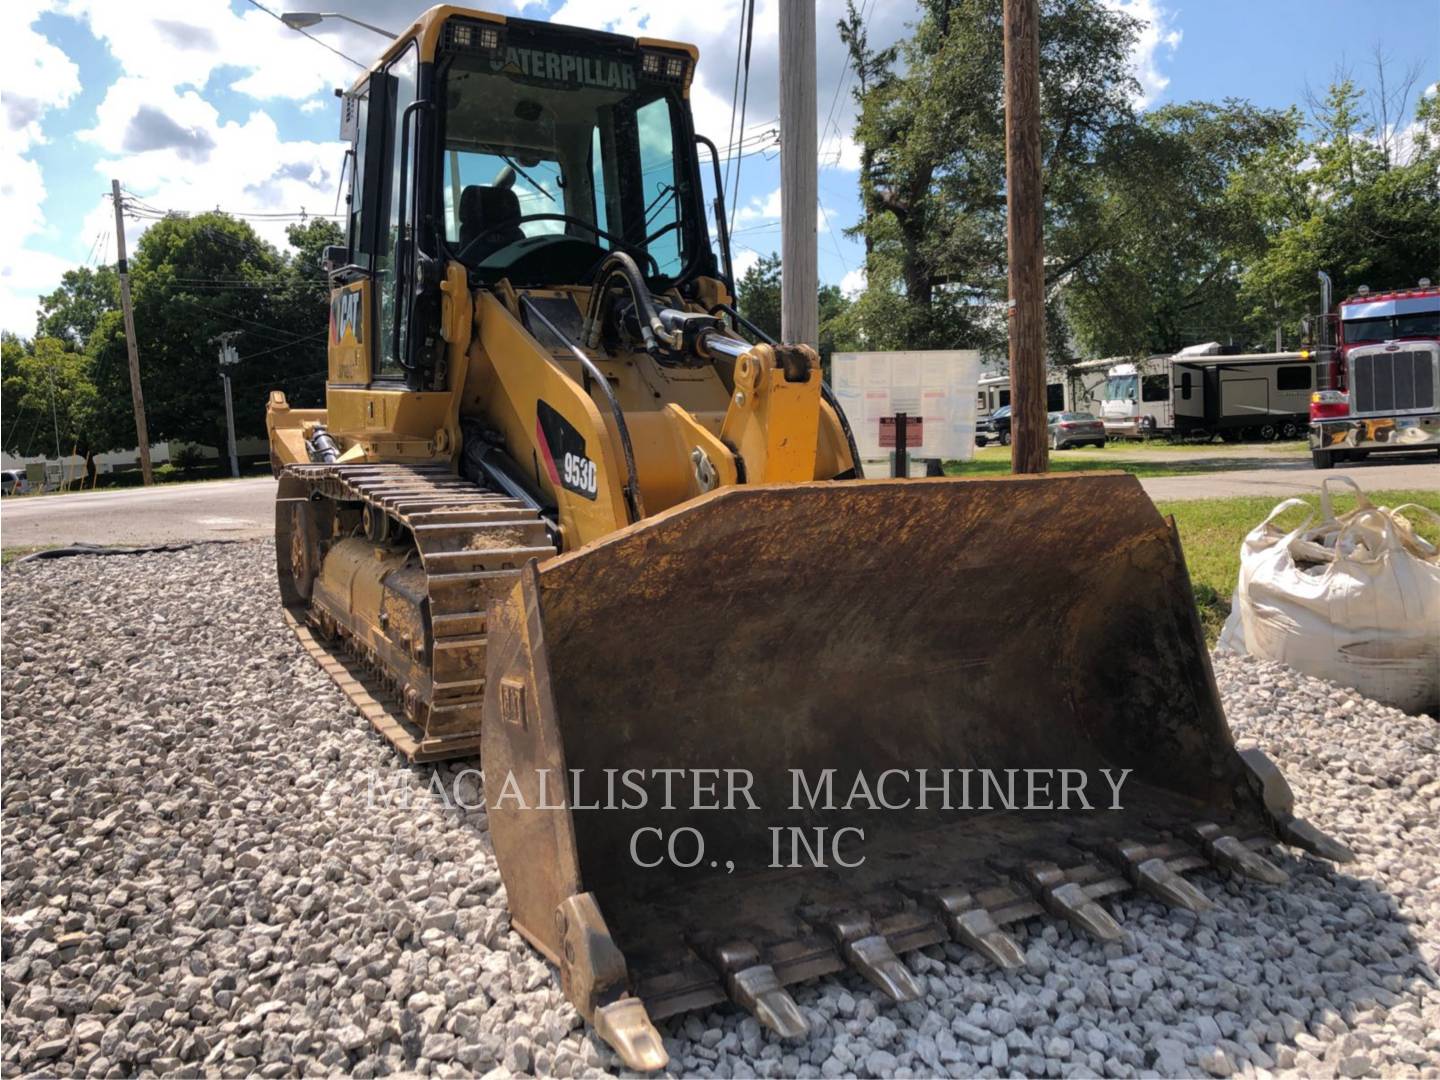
[289,500,320,600]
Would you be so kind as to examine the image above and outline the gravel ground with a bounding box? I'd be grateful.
[2,541,1437,1079]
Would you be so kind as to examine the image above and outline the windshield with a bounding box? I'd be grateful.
[1106,374,1138,400]
[437,24,703,285]
[1343,311,1440,344]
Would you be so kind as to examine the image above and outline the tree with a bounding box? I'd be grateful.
[87,212,336,449]
[1,335,119,483]
[1060,101,1295,355]
[36,266,118,348]
[733,253,855,368]
[841,0,1145,356]
[1229,75,1440,334]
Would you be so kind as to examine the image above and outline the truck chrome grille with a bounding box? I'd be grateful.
[1350,348,1436,414]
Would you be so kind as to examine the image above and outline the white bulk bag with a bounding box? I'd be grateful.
[1218,477,1440,715]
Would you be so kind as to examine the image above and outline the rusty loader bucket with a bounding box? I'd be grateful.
[482,472,1350,1070]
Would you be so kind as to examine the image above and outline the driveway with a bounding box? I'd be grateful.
[2,452,1436,550]
[1,476,276,548]
[1139,452,1440,500]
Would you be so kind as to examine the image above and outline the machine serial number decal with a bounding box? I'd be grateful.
[536,400,598,501]
[562,452,597,497]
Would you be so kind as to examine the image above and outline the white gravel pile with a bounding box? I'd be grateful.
[2,542,1437,1079]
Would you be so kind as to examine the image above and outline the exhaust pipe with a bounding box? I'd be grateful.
[1317,271,1333,345]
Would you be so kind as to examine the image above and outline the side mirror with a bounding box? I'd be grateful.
[322,245,350,274]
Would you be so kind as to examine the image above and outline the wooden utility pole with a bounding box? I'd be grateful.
[1002,0,1048,474]
[111,179,154,485]
[779,0,818,348]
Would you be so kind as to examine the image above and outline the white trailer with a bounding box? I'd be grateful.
[1171,347,1313,441]
[975,369,1097,419]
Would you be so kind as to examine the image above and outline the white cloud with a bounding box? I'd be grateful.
[59,0,356,103]
[1103,0,1182,108]
[3,1,82,156]
[77,76,346,251]
[734,187,783,227]
[299,97,329,115]
[1,246,76,338]
[1,2,84,338]
[731,246,762,280]
[839,266,866,298]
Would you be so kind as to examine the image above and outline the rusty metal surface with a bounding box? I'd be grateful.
[276,462,554,760]
[482,471,1350,1067]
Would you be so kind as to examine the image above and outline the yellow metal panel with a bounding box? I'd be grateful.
[471,292,629,546]
[265,391,326,468]
[328,280,370,385]
[719,345,822,482]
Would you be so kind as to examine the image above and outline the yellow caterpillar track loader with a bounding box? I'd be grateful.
[267,7,1351,1069]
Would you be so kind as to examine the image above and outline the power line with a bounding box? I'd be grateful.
[817,199,850,273]
[722,0,746,203]
[235,331,329,365]
[728,0,758,237]
[242,0,367,68]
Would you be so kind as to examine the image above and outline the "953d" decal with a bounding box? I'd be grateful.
[536,400,598,501]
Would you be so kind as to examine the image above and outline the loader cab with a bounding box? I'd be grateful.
[331,9,716,392]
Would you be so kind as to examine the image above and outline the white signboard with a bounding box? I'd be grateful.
[831,349,980,467]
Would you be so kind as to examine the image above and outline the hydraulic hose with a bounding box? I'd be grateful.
[581,252,677,355]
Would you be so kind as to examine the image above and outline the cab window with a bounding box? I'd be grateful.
[374,42,418,379]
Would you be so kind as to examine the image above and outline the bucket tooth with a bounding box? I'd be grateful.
[1131,856,1213,913]
[706,942,808,1039]
[1023,864,1124,942]
[1240,749,1353,863]
[906,886,1025,970]
[823,914,923,1003]
[1188,823,1289,885]
[1278,817,1355,864]
[1106,840,1213,913]
[592,997,668,1072]
[729,965,809,1039]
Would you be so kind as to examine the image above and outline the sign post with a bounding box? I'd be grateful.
[879,413,922,477]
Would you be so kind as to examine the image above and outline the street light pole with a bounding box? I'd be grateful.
[217,337,241,479]
[280,11,397,38]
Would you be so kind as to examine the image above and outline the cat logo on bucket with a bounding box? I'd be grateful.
[331,289,363,344]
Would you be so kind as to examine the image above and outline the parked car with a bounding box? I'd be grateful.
[976,405,1012,446]
[1,469,30,496]
[1047,411,1107,449]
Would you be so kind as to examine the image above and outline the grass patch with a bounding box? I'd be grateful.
[945,446,1292,478]
[1058,437,1310,455]
[1,546,53,567]
[1157,489,1440,645]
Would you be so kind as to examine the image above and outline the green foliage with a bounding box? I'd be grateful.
[1061,101,1295,355]
[841,3,1439,360]
[734,253,857,366]
[1,335,109,467]
[87,213,339,449]
[841,0,1144,355]
[37,266,118,348]
[1230,79,1440,331]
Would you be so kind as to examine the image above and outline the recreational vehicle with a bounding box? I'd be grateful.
[1171,347,1314,440]
[975,371,1087,419]
[1083,346,1314,441]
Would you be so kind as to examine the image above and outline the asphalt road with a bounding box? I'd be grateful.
[2,454,1436,548]
[2,477,277,548]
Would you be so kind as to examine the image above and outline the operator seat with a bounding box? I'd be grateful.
[459,184,524,262]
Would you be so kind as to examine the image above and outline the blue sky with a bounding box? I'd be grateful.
[2,0,1436,337]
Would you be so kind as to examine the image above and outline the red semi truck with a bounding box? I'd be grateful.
[1307,271,1440,469]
